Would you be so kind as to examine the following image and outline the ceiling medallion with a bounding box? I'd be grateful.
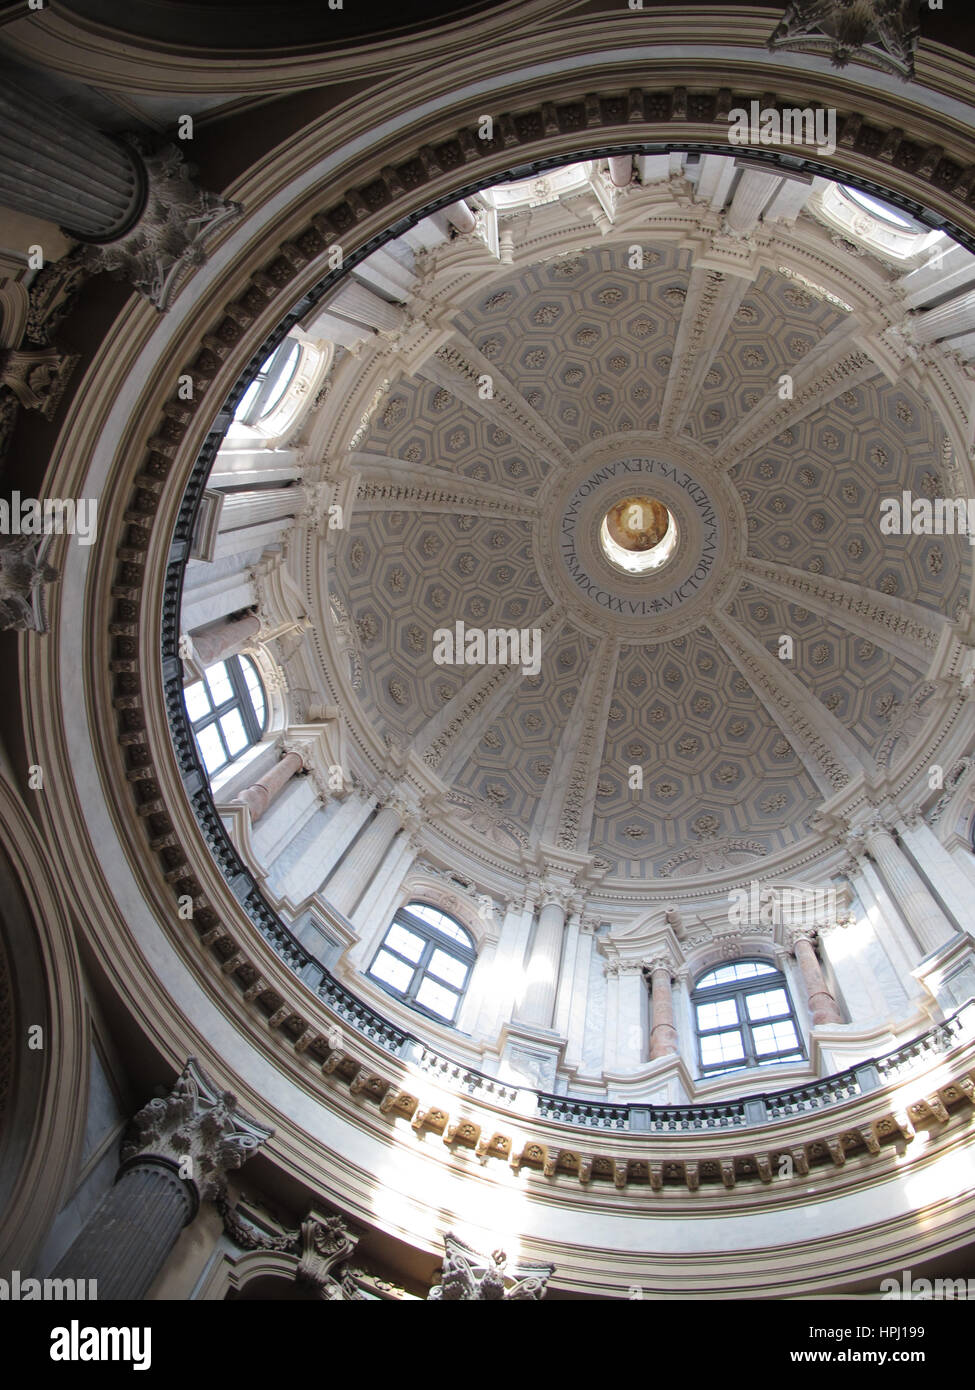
[536,441,743,642]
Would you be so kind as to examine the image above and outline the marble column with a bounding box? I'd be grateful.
[563,916,596,1071]
[616,963,648,1068]
[189,611,261,667]
[790,930,843,1025]
[51,1059,270,1300]
[725,168,780,235]
[0,76,145,239]
[861,817,957,956]
[238,750,303,822]
[898,811,975,936]
[480,894,535,1036]
[646,958,679,1060]
[841,846,926,992]
[517,891,567,1031]
[911,286,975,344]
[324,803,403,918]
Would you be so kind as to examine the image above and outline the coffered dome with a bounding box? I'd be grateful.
[11,0,975,1308]
[295,164,972,890]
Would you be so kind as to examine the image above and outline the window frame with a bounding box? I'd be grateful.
[366,901,477,1027]
[691,959,805,1078]
[186,654,268,778]
[234,338,302,428]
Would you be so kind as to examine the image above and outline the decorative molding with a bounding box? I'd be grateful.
[119,1058,272,1203]
[766,0,919,81]
[428,1232,554,1300]
[82,139,243,312]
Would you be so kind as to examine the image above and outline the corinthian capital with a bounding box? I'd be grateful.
[119,1057,271,1202]
[642,953,677,978]
[428,1232,553,1301]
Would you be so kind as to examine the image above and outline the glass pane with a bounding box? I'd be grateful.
[247,685,266,727]
[428,948,469,989]
[195,723,226,776]
[185,681,211,721]
[240,658,266,726]
[205,662,233,705]
[700,1030,744,1064]
[843,187,915,229]
[746,988,790,1021]
[404,902,472,947]
[416,976,460,1021]
[220,709,248,755]
[752,1022,799,1056]
[385,923,424,963]
[697,961,776,989]
[370,951,413,992]
[259,341,301,418]
[233,380,262,421]
[697,998,739,1031]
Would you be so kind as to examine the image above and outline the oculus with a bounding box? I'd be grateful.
[599,495,679,574]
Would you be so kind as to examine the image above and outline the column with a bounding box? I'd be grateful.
[646,957,679,1060]
[898,811,975,936]
[324,803,403,918]
[861,817,957,956]
[0,76,145,239]
[478,894,534,1037]
[563,917,596,1071]
[725,168,780,235]
[238,750,303,822]
[790,930,843,1025]
[842,846,926,994]
[911,286,975,344]
[188,611,260,666]
[608,155,633,188]
[616,963,648,1069]
[348,825,421,952]
[313,794,377,890]
[453,935,495,1034]
[51,1059,270,1300]
[516,890,567,1031]
[552,908,582,1039]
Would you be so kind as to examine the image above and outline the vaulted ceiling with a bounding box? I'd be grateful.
[318,174,971,885]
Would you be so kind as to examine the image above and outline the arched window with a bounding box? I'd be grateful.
[185,655,267,778]
[233,339,302,427]
[367,901,476,1025]
[691,960,804,1077]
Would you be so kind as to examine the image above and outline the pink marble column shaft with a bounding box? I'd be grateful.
[649,966,678,1059]
[793,935,843,1025]
[239,750,302,822]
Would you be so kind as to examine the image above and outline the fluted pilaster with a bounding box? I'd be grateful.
[325,804,403,917]
[517,891,567,1030]
[861,817,956,957]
